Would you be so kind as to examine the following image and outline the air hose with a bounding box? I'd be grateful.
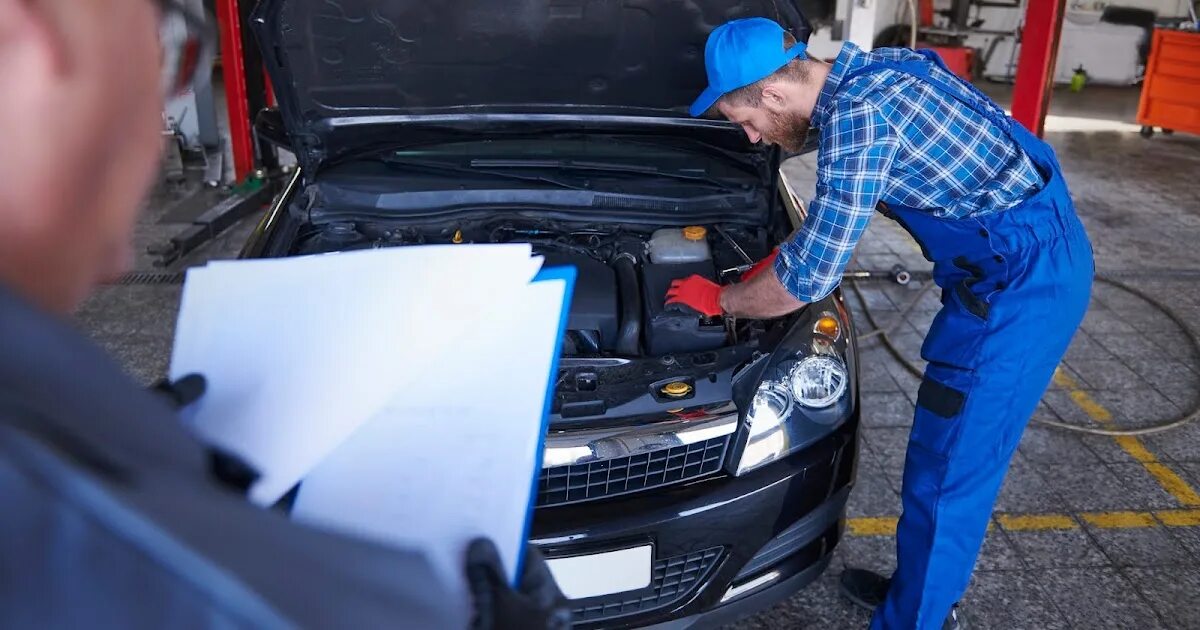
[847,273,1200,437]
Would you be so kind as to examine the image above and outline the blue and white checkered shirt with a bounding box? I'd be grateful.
[774,43,1042,302]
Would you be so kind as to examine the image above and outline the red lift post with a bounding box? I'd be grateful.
[216,0,254,183]
[216,0,280,183]
[1010,0,1067,137]
[146,0,276,266]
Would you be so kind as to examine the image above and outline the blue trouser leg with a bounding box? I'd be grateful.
[871,221,1093,630]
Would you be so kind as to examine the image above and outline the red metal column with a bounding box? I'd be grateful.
[1010,0,1067,137]
[217,0,254,183]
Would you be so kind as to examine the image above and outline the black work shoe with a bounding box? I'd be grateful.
[944,604,966,630]
[838,568,890,612]
[838,568,966,630]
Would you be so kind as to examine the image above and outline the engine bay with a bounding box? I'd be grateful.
[292,216,790,358]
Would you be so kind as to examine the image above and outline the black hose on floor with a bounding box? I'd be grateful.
[847,273,1200,437]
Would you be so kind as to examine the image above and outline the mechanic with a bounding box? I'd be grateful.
[665,17,1094,630]
[0,1,567,627]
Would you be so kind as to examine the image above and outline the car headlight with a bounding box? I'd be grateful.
[790,355,849,411]
[747,383,792,437]
[735,298,855,476]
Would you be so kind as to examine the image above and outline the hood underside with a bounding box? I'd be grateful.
[252,0,826,171]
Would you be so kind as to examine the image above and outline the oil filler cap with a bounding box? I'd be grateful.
[682,226,707,241]
[661,381,693,398]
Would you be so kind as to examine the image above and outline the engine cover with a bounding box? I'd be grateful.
[542,253,619,350]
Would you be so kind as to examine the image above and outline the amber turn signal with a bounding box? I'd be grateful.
[814,315,840,339]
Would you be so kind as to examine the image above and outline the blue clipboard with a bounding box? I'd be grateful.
[511,264,577,586]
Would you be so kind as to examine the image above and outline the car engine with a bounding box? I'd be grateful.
[292,217,777,357]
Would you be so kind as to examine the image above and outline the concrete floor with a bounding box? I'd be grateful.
[73,86,1200,628]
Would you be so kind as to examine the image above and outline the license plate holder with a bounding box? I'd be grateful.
[545,544,654,600]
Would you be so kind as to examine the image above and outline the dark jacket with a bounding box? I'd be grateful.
[0,284,466,629]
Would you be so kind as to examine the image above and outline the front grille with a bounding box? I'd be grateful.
[537,435,730,507]
[571,547,724,623]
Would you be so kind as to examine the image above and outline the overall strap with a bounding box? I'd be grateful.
[837,49,1019,149]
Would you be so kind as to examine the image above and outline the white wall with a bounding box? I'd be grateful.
[803,0,1188,72]
[876,0,911,35]
[804,0,854,59]
[803,0,921,58]
[932,0,1191,21]
[1063,0,1191,17]
[805,24,846,59]
[944,0,1186,81]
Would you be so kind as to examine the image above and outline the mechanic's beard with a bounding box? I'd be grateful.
[765,109,811,153]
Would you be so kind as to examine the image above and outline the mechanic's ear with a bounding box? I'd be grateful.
[760,84,789,113]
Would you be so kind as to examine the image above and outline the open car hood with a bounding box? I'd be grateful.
[251,0,827,173]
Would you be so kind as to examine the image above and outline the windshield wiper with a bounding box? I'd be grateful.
[375,157,590,191]
[468,159,744,192]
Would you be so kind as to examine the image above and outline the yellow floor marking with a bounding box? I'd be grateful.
[1080,511,1157,528]
[846,509,1200,537]
[1052,369,1200,507]
[1156,509,1200,527]
[1144,463,1200,506]
[847,516,899,537]
[1114,436,1157,463]
[995,513,1077,531]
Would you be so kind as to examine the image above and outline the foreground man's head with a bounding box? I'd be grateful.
[0,0,168,314]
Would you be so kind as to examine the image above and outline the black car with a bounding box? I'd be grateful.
[247,1,857,627]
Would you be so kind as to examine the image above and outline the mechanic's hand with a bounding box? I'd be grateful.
[665,275,724,317]
[740,248,779,282]
[150,373,260,494]
[150,373,207,410]
[467,538,571,630]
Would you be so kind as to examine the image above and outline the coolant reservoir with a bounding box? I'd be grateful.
[648,226,711,264]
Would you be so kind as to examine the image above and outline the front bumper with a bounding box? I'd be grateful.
[531,414,858,629]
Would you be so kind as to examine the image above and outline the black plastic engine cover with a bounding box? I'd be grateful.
[542,253,619,350]
[641,260,727,356]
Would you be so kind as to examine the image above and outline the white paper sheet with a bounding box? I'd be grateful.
[170,245,545,504]
[289,275,568,602]
[169,245,570,611]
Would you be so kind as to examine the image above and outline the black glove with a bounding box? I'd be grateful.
[467,538,571,630]
[151,374,261,494]
[150,373,207,410]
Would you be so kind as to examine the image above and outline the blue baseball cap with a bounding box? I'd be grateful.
[689,18,808,117]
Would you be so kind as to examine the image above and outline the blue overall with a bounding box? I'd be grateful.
[839,53,1095,629]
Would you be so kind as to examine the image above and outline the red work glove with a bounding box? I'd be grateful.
[665,275,724,317]
[740,247,780,282]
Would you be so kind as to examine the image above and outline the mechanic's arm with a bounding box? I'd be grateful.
[719,269,805,318]
[718,102,898,319]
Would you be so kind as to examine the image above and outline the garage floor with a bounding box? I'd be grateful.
[73,86,1200,629]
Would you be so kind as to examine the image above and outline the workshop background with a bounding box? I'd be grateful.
[76,0,1200,627]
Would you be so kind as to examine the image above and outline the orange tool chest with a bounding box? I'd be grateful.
[1137,28,1200,137]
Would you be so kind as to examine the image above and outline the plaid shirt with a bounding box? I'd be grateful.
[774,43,1042,302]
